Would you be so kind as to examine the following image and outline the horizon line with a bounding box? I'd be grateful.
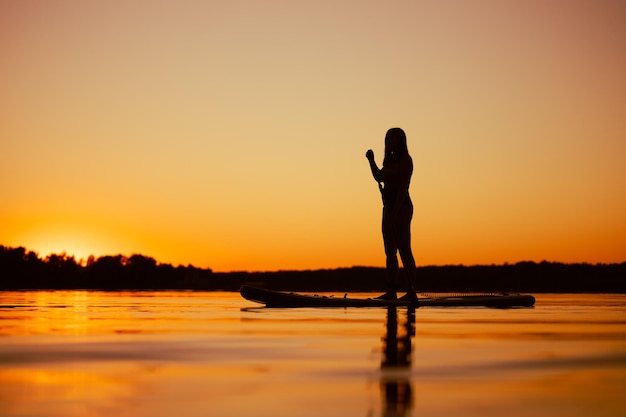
[2,244,624,273]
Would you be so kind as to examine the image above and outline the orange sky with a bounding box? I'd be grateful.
[1,1,625,271]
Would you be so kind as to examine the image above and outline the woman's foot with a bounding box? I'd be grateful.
[399,292,419,305]
[375,291,398,300]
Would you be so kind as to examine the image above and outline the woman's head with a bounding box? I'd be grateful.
[384,128,408,162]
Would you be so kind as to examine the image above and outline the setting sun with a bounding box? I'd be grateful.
[9,221,123,263]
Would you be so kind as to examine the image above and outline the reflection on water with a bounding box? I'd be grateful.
[380,307,415,417]
[0,292,625,417]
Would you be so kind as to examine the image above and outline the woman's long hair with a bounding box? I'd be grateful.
[383,127,408,167]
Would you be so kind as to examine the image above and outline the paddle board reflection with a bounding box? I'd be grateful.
[380,306,415,417]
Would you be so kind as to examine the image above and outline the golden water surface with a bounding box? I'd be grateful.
[1,292,625,417]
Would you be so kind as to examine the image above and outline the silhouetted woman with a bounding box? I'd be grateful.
[366,128,418,303]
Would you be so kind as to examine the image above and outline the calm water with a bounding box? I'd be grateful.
[0,292,625,417]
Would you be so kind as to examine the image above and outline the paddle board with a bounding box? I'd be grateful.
[240,285,536,308]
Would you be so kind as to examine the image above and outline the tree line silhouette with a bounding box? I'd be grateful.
[1,245,624,292]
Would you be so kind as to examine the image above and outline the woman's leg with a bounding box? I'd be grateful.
[382,210,399,295]
[396,203,417,292]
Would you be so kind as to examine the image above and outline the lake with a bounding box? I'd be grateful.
[0,291,625,417]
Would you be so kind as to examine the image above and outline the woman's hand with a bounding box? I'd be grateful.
[366,149,375,161]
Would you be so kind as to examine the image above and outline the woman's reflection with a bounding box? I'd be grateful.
[380,306,415,417]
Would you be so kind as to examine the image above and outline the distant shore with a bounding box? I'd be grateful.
[1,245,624,293]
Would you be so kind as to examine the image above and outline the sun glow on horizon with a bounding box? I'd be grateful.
[1,212,143,264]
[15,226,121,263]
